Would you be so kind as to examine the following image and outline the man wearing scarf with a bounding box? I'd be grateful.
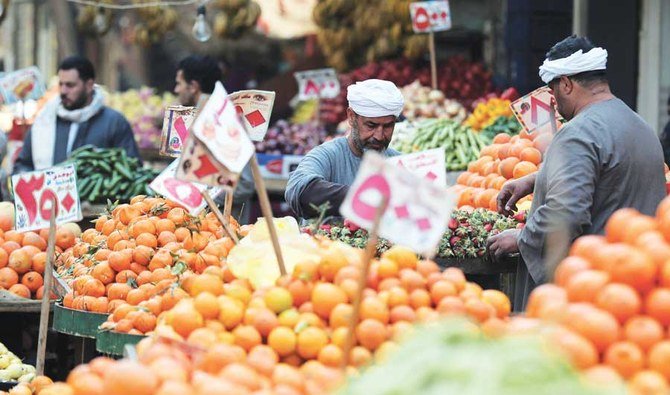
[487,36,666,310]
[13,56,140,174]
[285,79,404,219]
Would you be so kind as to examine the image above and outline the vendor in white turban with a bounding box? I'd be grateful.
[487,35,666,312]
[285,79,404,218]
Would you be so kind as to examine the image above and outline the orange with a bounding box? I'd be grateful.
[493,133,511,144]
[548,326,599,369]
[605,208,640,243]
[456,171,474,185]
[193,292,220,320]
[464,298,495,323]
[195,343,245,374]
[360,297,390,324]
[55,228,76,250]
[628,370,670,395]
[233,325,262,352]
[512,161,537,179]
[8,249,31,275]
[169,301,204,338]
[0,248,8,269]
[247,345,279,376]
[430,280,458,305]
[624,315,664,352]
[190,274,224,297]
[648,341,670,381]
[519,147,542,165]
[644,288,670,326]
[21,271,43,293]
[317,344,343,368]
[268,326,297,357]
[329,303,353,329]
[480,289,511,319]
[498,157,520,179]
[102,360,159,395]
[604,341,645,379]
[621,216,658,245]
[532,132,553,154]
[562,303,620,353]
[9,283,30,298]
[311,282,348,319]
[251,308,279,337]
[554,256,591,287]
[409,289,431,309]
[136,233,158,249]
[296,326,328,359]
[565,270,610,303]
[108,250,132,272]
[595,283,642,324]
[349,346,372,368]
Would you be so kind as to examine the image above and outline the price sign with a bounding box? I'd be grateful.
[190,82,255,173]
[230,90,276,142]
[387,149,446,187]
[340,152,456,255]
[149,160,224,214]
[0,67,47,105]
[510,86,561,135]
[11,164,82,232]
[176,135,239,190]
[159,105,196,157]
[410,1,452,33]
[294,68,340,100]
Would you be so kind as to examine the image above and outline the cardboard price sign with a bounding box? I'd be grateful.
[230,90,276,142]
[159,105,196,157]
[190,82,255,173]
[0,67,47,105]
[410,1,452,33]
[387,149,446,187]
[510,86,561,135]
[149,160,224,214]
[176,135,239,190]
[293,68,340,100]
[12,164,82,232]
[340,152,456,255]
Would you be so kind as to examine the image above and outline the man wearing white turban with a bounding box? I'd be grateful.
[487,36,666,310]
[286,79,404,218]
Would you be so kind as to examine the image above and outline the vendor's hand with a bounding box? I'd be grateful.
[497,174,535,216]
[487,229,521,262]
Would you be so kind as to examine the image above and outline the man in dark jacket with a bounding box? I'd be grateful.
[13,56,140,174]
[660,95,670,165]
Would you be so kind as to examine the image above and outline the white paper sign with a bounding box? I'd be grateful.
[12,164,82,232]
[510,86,561,135]
[340,152,456,255]
[387,149,446,187]
[149,160,224,214]
[410,1,452,33]
[294,68,340,100]
[159,105,196,157]
[0,67,47,105]
[176,135,239,190]
[230,90,276,142]
[190,82,255,173]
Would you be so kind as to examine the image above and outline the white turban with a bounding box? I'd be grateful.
[347,79,404,118]
[539,47,608,84]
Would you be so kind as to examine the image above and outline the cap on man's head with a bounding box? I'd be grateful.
[347,79,404,118]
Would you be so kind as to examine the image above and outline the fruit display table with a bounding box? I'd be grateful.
[96,330,146,357]
[435,255,518,303]
[0,290,52,313]
[52,304,108,339]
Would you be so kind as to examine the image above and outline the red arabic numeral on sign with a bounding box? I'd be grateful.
[39,189,59,221]
[14,174,45,224]
[351,173,391,222]
[530,96,552,126]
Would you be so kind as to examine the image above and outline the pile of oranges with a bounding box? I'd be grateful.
[148,242,512,370]
[452,130,553,211]
[0,211,77,300]
[57,196,238,320]
[506,197,670,394]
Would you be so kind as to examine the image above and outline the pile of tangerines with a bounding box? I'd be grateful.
[0,215,77,300]
[485,197,670,394]
[452,130,553,211]
[56,196,239,336]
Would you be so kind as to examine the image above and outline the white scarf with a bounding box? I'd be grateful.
[31,86,104,170]
[538,47,608,84]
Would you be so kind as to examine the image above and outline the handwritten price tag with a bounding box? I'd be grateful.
[340,152,456,255]
[176,135,239,190]
[293,68,340,100]
[230,90,276,142]
[149,160,224,214]
[409,1,452,33]
[159,105,196,157]
[190,82,255,173]
[0,67,46,105]
[510,86,561,135]
[11,164,82,232]
[387,149,446,187]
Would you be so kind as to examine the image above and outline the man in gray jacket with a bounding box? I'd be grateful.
[14,56,140,174]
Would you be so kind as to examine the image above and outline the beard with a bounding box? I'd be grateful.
[61,91,89,110]
[351,123,390,153]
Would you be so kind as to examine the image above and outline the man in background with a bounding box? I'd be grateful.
[660,95,670,165]
[14,56,140,174]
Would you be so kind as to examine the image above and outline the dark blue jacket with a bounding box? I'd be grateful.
[13,106,141,174]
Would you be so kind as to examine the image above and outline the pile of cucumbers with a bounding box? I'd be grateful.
[68,146,159,204]
[399,119,491,171]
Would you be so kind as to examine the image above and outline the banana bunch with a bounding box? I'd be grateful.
[212,0,261,39]
[314,0,425,72]
[75,0,113,36]
[290,100,318,124]
[131,0,178,46]
[0,343,36,383]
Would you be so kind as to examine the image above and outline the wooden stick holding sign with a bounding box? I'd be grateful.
[341,198,387,369]
[202,190,239,244]
[223,191,234,223]
[250,155,287,276]
[428,32,438,90]
[35,205,56,376]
